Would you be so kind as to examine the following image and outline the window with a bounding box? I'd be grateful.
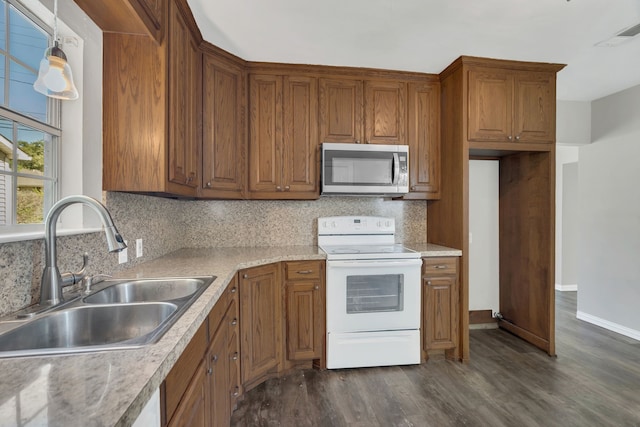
[0,0,60,230]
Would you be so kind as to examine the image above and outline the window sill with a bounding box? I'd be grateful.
[0,227,103,244]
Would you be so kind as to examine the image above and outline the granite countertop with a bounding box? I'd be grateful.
[0,244,460,426]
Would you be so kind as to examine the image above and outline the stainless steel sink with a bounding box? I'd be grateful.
[0,276,215,358]
[83,278,206,304]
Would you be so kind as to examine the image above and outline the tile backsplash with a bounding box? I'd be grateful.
[0,192,427,317]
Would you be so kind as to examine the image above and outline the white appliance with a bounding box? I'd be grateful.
[321,143,409,196]
[318,216,422,369]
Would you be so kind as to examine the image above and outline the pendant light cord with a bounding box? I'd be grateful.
[53,0,58,44]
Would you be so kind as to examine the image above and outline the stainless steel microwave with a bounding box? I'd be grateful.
[321,143,409,196]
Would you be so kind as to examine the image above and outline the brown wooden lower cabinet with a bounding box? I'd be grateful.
[422,257,459,358]
[163,260,326,425]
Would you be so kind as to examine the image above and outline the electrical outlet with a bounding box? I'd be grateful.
[136,239,143,258]
[118,241,128,264]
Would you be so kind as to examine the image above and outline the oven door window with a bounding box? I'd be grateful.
[346,274,404,313]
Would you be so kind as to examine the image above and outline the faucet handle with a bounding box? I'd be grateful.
[61,252,89,288]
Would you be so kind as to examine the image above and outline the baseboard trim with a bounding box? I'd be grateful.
[576,311,640,342]
[555,283,578,291]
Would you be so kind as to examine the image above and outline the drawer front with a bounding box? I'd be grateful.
[422,257,458,275]
[285,261,323,280]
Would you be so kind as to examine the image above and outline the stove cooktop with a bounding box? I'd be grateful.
[320,243,421,260]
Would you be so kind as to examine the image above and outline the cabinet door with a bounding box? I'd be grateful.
[202,54,246,198]
[423,275,458,350]
[364,80,406,144]
[249,74,283,193]
[239,264,282,388]
[513,72,556,143]
[319,78,363,143]
[133,0,164,41]
[286,281,323,360]
[406,82,440,198]
[282,76,319,194]
[208,319,230,427]
[167,360,208,427]
[168,1,200,191]
[467,68,513,142]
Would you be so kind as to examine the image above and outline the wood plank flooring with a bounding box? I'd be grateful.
[230,292,640,426]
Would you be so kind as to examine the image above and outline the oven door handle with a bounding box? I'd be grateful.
[327,259,422,268]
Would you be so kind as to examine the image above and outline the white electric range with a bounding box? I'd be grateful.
[318,216,422,369]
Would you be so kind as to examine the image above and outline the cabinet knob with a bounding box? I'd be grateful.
[515,135,521,141]
[411,186,416,191]
[507,135,513,141]
[366,140,370,144]
[231,352,239,361]
[355,140,360,144]
[205,181,212,188]
[232,387,240,397]
[230,286,237,294]
[207,367,213,375]
[212,354,218,363]
[276,186,282,191]
[285,185,290,191]
[230,318,238,326]
[243,274,248,279]
[427,280,432,285]
[314,285,320,290]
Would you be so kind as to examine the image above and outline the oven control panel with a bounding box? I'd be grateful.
[318,216,395,235]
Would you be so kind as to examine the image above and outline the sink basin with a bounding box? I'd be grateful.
[0,276,215,358]
[0,303,177,358]
[84,278,206,304]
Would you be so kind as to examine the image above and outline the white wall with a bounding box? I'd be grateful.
[468,160,499,314]
[577,84,640,341]
[561,162,578,286]
[555,100,589,291]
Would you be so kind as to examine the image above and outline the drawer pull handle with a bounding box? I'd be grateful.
[296,270,313,274]
[230,318,238,326]
[434,265,448,269]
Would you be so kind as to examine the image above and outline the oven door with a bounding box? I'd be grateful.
[326,258,422,333]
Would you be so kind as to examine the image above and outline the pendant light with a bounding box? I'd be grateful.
[33,0,78,100]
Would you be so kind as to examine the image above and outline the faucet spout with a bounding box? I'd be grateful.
[40,195,126,306]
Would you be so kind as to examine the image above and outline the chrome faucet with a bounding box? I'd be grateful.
[40,195,126,306]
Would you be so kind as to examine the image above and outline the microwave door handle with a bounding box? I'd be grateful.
[392,153,400,185]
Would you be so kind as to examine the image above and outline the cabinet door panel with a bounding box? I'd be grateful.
[283,76,318,193]
[468,69,512,142]
[209,321,230,427]
[365,80,406,144]
[202,55,245,197]
[168,2,199,189]
[239,264,282,386]
[249,75,283,192]
[319,78,363,143]
[406,82,440,198]
[286,281,323,360]
[423,276,458,350]
[167,360,208,427]
[514,72,555,143]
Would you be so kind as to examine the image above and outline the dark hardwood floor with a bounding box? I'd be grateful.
[230,292,640,426]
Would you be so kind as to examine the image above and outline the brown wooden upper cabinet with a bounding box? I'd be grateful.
[404,82,440,199]
[319,78,407,145]
[248,74,319,199]
[468,68,556,144]
[167,0,201,190]
[202,50,246,199]
[102,0,202,197]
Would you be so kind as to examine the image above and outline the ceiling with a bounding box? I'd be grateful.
[186,0,640,102]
